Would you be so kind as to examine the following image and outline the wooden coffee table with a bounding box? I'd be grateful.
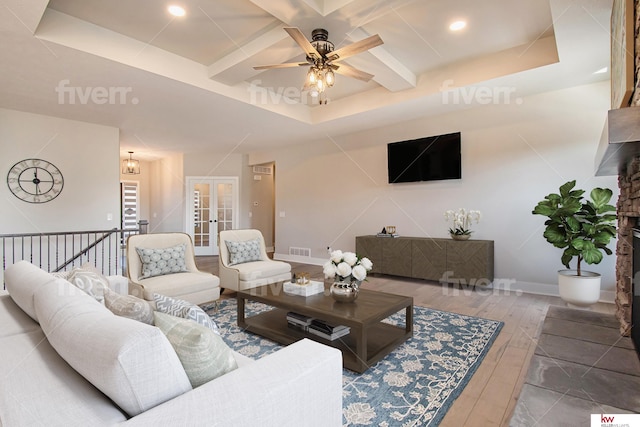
[236,282,413,373]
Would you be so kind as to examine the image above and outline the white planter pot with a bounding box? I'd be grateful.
[557,270,601,308]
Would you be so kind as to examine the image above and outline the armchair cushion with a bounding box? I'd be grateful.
[236,260,292,282]
[225,238,263,265]
[136,244,188,279]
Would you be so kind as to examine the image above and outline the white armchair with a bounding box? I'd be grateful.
[126,233,220,305]
[218,229,291,291]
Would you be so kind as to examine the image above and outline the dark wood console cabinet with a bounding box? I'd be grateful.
[356,235,494,284]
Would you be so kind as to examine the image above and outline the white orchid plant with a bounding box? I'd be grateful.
[323,250,373,286]
[444,208,482,236]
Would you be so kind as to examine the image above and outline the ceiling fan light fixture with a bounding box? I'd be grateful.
[307,68,318,85]
[316,76,325,92]
[325,69,335,87]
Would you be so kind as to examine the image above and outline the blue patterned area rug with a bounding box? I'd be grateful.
[203,299,503,426]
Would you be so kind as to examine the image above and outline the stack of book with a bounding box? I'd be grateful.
[286,312,313,332]
[308,319,350,341]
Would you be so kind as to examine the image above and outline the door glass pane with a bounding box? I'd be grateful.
[216,183,233,234]
[193,183,211,248]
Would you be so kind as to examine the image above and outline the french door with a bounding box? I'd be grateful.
[186,177,238,256]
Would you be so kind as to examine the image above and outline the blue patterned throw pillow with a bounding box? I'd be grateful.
[136,244,187,279]
[225,238,262,266]
[153,293,220,335]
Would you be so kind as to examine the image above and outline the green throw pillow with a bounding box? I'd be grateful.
[225,238,262,266]
[154,312,238,387]
[104,287,155,325]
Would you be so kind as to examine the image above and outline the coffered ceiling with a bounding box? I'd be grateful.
[0,0,613,157]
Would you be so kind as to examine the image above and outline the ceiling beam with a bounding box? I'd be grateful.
[302,0,357,16]
[346,28,415,91]
[208,24,289,79]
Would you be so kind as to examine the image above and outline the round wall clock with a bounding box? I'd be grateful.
[6,159,64,203]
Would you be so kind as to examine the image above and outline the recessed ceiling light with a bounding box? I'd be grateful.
[594,67,608,74]
[449,20,467,31]
[168,5,186,17]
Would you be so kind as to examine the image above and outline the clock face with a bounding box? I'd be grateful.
[6,159,64,203]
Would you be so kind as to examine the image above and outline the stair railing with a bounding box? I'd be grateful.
[1,220,148,288]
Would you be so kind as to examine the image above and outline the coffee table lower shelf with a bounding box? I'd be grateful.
[239,308,410,373]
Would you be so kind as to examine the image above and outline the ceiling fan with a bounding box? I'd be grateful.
[253,27,383,102]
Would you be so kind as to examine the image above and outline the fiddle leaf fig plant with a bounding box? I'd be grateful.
[532,180,617,276]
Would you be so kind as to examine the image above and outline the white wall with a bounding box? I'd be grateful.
[147,153,184,233]
[253,82,618,300]
[0,108,120,233]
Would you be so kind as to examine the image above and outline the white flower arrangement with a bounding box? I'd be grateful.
[444,208,482,236]
[323,249,373,284]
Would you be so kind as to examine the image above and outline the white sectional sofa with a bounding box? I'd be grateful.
[0,261,343,426]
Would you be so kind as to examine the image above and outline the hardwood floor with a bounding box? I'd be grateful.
[196,256,616,427]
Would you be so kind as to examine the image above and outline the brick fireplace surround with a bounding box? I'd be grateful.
[616,161,639,336]
[614,0,640,337]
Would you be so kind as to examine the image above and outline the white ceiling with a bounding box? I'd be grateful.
[0,0,612,159]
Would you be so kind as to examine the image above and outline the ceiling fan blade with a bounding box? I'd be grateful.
[334,63,375,82]
[284,27,321,59]
[253,62,309,70]
[327,34,383,61]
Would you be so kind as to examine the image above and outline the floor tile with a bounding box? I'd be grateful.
[525,355,640,412]
[545,305,619,328]
[509,384,632,427]
[542,317,634,349]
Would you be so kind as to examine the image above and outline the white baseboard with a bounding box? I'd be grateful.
[273,252,326,266]
[269,255,618,305]
[494,280,615,304]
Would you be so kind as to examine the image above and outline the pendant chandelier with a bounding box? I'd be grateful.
[122,151,140,175]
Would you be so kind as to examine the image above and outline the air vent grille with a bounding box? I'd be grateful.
[253,165,273,174]
[289,247,311,257]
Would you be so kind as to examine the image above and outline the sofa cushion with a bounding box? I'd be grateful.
[104,287,154,325]
[153,293,219,334]
[235,260,292,281]
[225,238,262,265]
[0,328,128,425]
[0,294,41,338]
[67,264,110,304]
[154,312,238,387]
[4,260,58,322]
[136,244,187,279]
[34,279,192,417]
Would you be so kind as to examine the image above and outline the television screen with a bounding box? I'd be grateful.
[387,132,461,183]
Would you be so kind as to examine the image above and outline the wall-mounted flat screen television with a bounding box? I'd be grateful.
[387,132,461,183]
